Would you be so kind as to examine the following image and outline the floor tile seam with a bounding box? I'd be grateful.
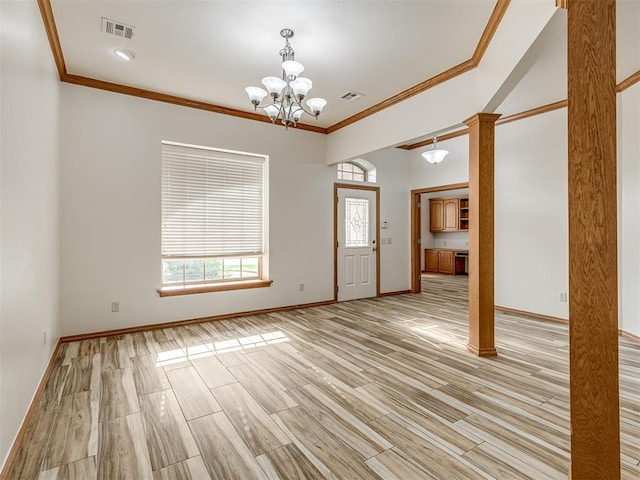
[385,423,494,480]
[363,366,441,395]
[147,452,205,474]
[276,404,387,466]
[458,443,513,480]
[472,389,572,435]
[378,445,442,479]
[276,387,377,445]
[621,453,640,467]
[221,367,298,416]
[209,386,292,458]
[441,377,555,407]
[462,411,571,458]
[456,384,566,433]
[370,381,469,426]
[455,417,569,477]
[249,439,295,459]
[461,440,559,480]
[373,411,479,459]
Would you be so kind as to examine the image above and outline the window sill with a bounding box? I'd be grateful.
[158,279,273,297]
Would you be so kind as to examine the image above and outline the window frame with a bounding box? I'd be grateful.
[158,141,270,296]
[337,161,367,182]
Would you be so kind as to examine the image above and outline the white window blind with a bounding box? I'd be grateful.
[161,142,265,258]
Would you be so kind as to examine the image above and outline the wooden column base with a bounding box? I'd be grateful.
[467,344,498,357]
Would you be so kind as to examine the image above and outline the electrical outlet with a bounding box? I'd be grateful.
[111,301,120,312]
[387,237,392,244]
[299,283,304,292]
[42,331,47,346]
[444,241,447,246]
[560,292,568,302]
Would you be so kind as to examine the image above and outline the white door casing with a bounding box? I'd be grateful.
[337,187,377,301]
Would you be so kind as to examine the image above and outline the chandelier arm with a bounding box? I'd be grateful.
[294,104,317,117]
[251,99,316,118]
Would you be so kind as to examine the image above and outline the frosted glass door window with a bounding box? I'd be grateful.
[345,197,369,247]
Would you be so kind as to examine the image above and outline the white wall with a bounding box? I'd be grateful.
[406,112,570,320]
[0,0,61,467]
[620,85,640,336]
[495,109,569,319]
[409,135,470,189]
[59,85,337,335]
[357,148,412,293]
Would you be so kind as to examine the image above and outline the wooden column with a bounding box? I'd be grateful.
[464,113,500,357]
[567,0,620,478]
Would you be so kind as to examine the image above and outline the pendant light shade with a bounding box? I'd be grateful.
[421,137,449,164]
[306,97,327,116]
[282,60,304,79]
[261,76,286,96]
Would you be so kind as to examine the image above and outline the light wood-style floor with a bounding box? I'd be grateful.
[6,275,640,479]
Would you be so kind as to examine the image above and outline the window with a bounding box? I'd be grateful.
[345,197,370,247]
[336,158,376,183]
[160,141,270,295]
[337,162,366,182]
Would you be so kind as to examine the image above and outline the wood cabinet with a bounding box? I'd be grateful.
[438,250,454,274]
[429,196,465,232]
[425,249,439,273]
[443,198,459,231]
[424,249,458,275]
[429,199,444,232]
[459,197,469,230]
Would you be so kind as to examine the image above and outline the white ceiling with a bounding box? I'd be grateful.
[51,0,498,128]
[498,1,640,117]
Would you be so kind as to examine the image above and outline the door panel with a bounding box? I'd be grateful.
[337,187,377,301]
[345,255,355,285]
[360,254,371,284]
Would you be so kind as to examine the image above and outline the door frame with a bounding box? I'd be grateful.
[411,182,469,293]
[334,182,381,301]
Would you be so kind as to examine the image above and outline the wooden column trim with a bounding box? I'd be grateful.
[567,0,620,478]
[411,192,422,293]
[464,113,500,357]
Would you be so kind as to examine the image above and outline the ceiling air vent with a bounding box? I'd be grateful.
[339,91,364,102]
[101,17,135,40]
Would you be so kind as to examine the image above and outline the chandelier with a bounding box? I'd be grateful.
[245,28,327,129]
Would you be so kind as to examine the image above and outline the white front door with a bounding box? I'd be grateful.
[337,187,377,301]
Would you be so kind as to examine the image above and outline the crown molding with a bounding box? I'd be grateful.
[397,68,640,151]
[495,99,568,126]
[63,74,328,134]
[397,128,470,150]
[327,0,511,133]
[36,0,510,136]
[37,0,65,79]
[617,70,640,93]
